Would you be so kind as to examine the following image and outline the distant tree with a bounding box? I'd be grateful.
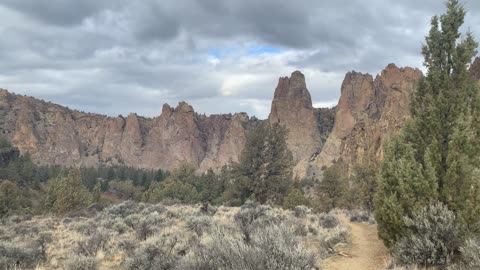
[45,169,91,214]
[236,122,293,204]
[143,163,199,203]
[219,165,249,206]
[283,188,310,209]
[92,182,102,203]
[198,168,225,203]
[316,162,347,212]
[154,169,167,182]
[375,0,480,248]
[143,179,198,203]
[109,180,142,201]
[348,161,378,212]
[0,180,28,217]
[0,136,12,149]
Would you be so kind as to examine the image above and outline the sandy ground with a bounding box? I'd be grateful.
[322,214,390,270]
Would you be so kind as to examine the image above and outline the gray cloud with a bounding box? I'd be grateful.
[0,0,479,119]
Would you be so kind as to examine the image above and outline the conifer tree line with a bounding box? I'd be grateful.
[0,121,305,216]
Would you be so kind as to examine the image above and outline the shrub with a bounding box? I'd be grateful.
[64,255,98,270]
[319,226,350,254]
[186,216,212,237]
[234,203,269,243]
[178,224,316,270]
[125,234,184,270]
[318,212,339,229]
[198,203,217,216]
[35,231,53,260]
[112,220,129,234]
[458,237,480,269]
[293,205,311,218]
[135,212,163,240]
[106,201,143,218]
[250,224,316,269]
[393,202,463,267]
[141,204,166,216]
[76,227,111,256]
[348,209,371,223]
[294,224,308,237]
[0,240,43,269]
[72,220,97,236]
[118,238,138,253]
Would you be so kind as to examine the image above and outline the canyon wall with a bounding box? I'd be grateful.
[2,58,477,177]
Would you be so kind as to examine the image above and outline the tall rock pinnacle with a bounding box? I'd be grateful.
[307,64,423,176]
[268,71,323,169]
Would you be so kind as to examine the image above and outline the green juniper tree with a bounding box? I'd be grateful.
[45,168,91,214]
[316,162,347,212]
[236,122,293,204]
[375,0,480,247]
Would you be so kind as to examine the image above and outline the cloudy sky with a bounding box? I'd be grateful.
[0,0,479,119]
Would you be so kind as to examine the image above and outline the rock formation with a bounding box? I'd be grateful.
[305,64,423,176]
[6,58,477,178]
[0,89,261,171]
[268,71,335,176]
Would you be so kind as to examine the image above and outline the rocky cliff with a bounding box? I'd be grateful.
[0,89,261,170]
[268,71,335,176]
[298,64,423,177]
[6,60,475,177]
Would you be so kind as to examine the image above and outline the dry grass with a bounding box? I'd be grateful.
[0,202,351,269]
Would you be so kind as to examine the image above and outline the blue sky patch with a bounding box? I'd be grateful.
[209,45,282,59]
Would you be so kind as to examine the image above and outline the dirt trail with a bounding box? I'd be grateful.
[322,215,390,270]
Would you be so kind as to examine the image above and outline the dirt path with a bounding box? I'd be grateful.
[322,215,390,270]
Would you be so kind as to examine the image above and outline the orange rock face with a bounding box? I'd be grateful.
[269,71,326,161]
[6,60,468,177]
[307,64,423,177]
[0,89,261,171]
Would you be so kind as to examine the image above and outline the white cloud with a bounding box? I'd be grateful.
[0,0,478,119]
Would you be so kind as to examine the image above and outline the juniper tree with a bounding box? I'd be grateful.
[45,168,91,214]
[375,0,480,247]
[237,122,293,204]
[316,161,347,212]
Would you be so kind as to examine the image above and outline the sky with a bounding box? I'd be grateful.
[0,0,479,119]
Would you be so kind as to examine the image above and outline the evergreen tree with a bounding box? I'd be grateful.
[375,0,480,247]
[0,181,28,217]
[198,168,225,203]
[45,169,91,214]
[108,180,143,201]
[316,162,347,212]
[236,122,293,204]
[348,161,378,212]
[92,182,102,203]
[283,188,310,209]
[142,163,200,203]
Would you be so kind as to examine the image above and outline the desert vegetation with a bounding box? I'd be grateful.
[0,201,350,269]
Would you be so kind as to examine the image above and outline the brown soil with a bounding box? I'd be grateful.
[322,214,390,270]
